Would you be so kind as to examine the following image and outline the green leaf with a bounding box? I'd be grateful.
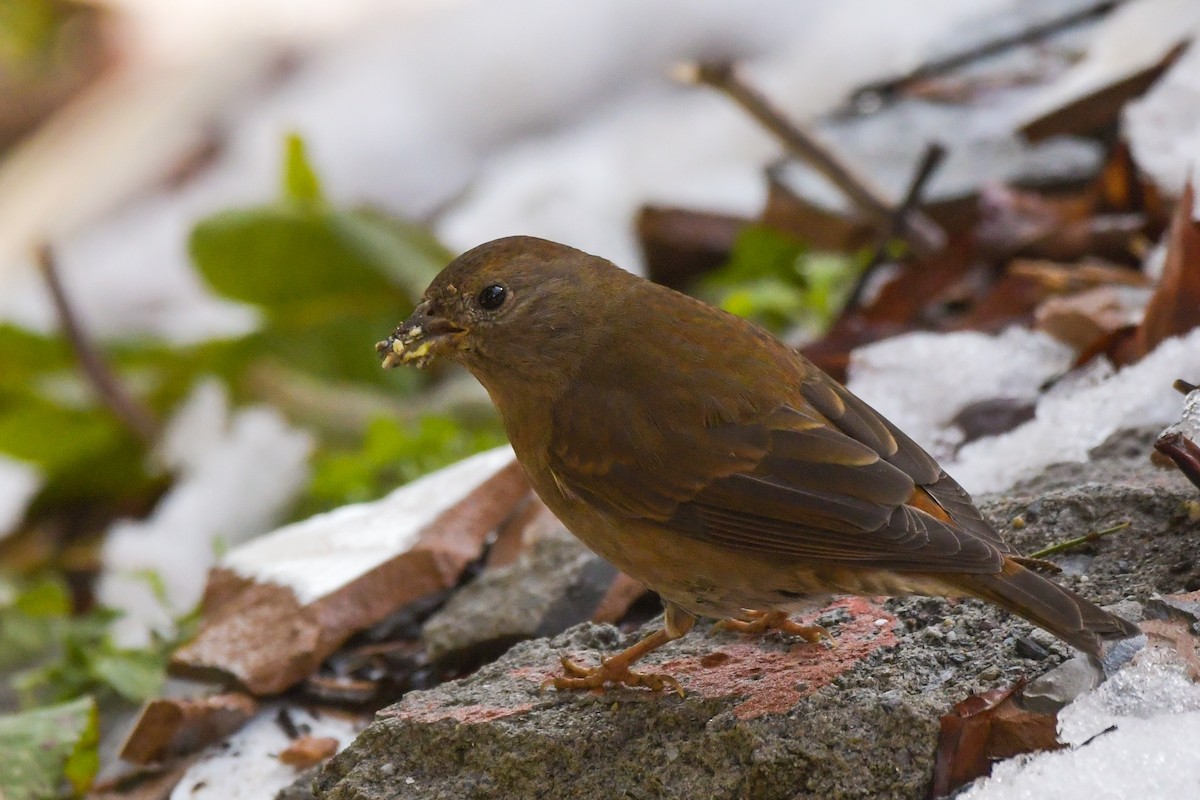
[0,0,63,68]
[0,391,157,512]
[301,414,508,514]
[0,394,120,475]
[0,696,99,800]
[190,206,388,306]
[0,325,72,393]
[191,136,447,311]
[13,574,71,617]
[697,224,863,334]
[188,134,452,389]
[706,225,808,289]
[4,571,178,707]
[87,646,165,703]
[0,574,70,669]
[334,208,452,300]
[282,132,324,206]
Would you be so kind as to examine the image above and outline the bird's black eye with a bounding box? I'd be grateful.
[477,284,507,310]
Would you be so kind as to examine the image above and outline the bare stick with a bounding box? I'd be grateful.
[849,0,1124,108]
[850,142,949,308]
[683,61,946,257]
[37,243,158,444]
[1027,521,1130,560]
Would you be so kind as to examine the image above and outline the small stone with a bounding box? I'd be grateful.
[1015,636,1050,661]
[817,606,853,628]
[978,666,1002,681]
[1022,657,1102,714]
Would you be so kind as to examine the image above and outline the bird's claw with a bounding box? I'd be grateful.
[540,654,685,697]
[715,610,835,646]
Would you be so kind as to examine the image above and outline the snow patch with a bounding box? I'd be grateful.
[846,327,1075,461]
[0,456,41,540]
[962,651,1200,800]
[949,328,1200,493]
[221,445,515,604]
[97,380,313,647]
[168,705,361,800]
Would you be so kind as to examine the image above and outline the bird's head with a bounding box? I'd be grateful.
[377,235,628,391]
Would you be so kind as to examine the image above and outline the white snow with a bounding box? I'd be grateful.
[169,705,362,800]
[220,445,514,604]
[97,380,314,647]
[0,455,41,540]
[1160,386,1200,442]
[1124,42,1200,202]
[435,0,1010,269]
[847,328,1075,461]
[0,0,1017,342]
[949,328,1200,493]
[961,650,1200,800]
[848,326,1200,494]
[0,3,1195,796]
[1018,0,1200,138]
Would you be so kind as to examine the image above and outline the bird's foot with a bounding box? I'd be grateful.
[715,610,834,645]
[541,654,684,696]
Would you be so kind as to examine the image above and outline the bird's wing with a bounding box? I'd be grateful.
[548,367,1008,574]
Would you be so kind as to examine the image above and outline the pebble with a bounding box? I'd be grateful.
[978,666,1003,681]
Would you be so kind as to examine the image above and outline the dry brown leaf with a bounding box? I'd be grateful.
[932,680,1062,797]
[120,694,258,764]
[638,206,748,290]
[278,736,339,769]
[1130,181,1200,360]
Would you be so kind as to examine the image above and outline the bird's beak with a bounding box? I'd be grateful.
[376,303,467,369]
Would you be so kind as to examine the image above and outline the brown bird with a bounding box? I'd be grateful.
[377,236,1138,693]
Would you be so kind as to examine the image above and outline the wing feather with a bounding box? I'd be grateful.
[547,322,1004,574]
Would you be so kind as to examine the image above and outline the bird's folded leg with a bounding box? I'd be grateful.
[715,610,833,645]
[542,603,695,696]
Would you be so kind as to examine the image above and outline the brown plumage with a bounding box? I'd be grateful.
[378,235,1138,692]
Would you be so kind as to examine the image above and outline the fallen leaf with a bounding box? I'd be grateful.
[278,735,339,769]
[120,693,258,764]
[1130,181,1200,359]
[637,205,747,290]
[932,680,1062,797]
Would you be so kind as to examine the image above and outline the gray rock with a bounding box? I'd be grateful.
[1021,656,1102,714]
[315,428,1198,800]
[276,768,319,800]
[420,525,623,664]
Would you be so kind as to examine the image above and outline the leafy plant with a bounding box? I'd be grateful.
[189,133,447,388]
[301,414,508,516]
[0,696,99,800]
[697,224,865,335]
[0,131,506,797]
[1,572,193,708]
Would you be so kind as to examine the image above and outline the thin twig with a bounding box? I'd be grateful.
[37,243,159,444]
[848,0,1124,109]
[1172,379,1198,395]
[849,142,948,308]
[682,61,946,258]
[1027,521,1130,560]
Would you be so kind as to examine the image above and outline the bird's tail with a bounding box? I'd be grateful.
[962,559,1140,659]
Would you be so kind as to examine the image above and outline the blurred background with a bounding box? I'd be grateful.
[2,0,1198,796]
